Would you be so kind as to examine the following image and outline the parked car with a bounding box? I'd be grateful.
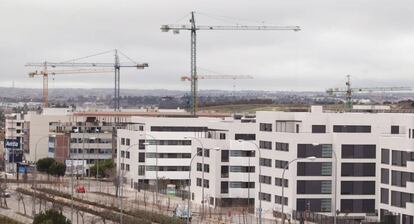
[75,185,86,193]
[173,204,191,221]
[0,191,11,198]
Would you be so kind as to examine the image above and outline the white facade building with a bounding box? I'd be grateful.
[117,116,221,190]
[114,107,414,223]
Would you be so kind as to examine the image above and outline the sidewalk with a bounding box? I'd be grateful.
[0,207,32,224]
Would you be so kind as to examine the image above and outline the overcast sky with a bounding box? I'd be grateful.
[1,0,414,91]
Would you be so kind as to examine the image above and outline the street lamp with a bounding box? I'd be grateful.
[119,142,140,224]
[281,156,316,223]
[313,143,338,224]
[237,140,262,224]
[187,147,220,224]
[140,133,159,206]
[32,134,55,217]
[184,136,207,220]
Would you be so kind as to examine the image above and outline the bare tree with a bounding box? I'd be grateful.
[17,193,27,215]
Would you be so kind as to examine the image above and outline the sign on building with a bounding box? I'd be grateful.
[4,139,20,149]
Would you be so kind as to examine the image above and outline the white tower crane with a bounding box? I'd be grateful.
[161,11,300,116]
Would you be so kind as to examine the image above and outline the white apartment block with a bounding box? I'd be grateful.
[255,106,413,223]
[117,106,414,223]
[190,118,257,208]
[117,116,222,189]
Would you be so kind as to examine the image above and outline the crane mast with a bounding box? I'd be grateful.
[162,11,300,116]
[26,49,148,110]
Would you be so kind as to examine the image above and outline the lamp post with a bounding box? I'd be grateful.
[281,156,316,224]
[313,143,338,224]
[119,142,139,224]
[187,147,220,224]
[31,134,55,217]
[140,133,159,206]
[184,136,206,220]
[237,140,262,224]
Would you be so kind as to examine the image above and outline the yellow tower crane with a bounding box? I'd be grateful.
[27,66,114,107]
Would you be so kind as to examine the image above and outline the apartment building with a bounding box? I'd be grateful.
[115,108,414,223]
[48,117,122,174]
[4,113,25,172]
[190,118,257,208]
[379,117,414,224]
[117,116,222,190]
[254,106,414,223]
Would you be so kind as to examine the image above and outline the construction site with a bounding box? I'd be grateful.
[1,3,414,224]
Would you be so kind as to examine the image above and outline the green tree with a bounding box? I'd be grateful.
[37,158,55,173]
[48,162,66,177]
[33,209,71,224]
[89,159,114,177]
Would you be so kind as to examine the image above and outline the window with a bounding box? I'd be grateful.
[150,126,207,132]
[197,163,202,172]
[402,215,413,224]
[229,166,255,173]
[340,181,375,195]
[333,125,371,133]
[391,170,413,187]
[230,150,254,157]
[392,150,413,167]
[126,164,130,171]
[312,125,326,133]
[259,192,271,202]
[197,178,202,187]
[221,166,229,178]
[391,191,414,208]
[121,151,125,158]
[297,162,332,176]
[203,179,209,188]
[219,133,226,140]
[259,123,272,132]
[275,195,288,206]
[381,148,390,164]
[298,144,332,158]
[204,164,210,173]
[221,150,229,162]
[235,134,256,140]
[297,199,331,212]
[259,158,272,167]
[341,145,376,159]
[275,160,288,169]
[229,182,255,188]
[197,148,210,157]
[391,125,399,134]
[275,178,288,187]
[275,142,289,152]
[297,180,332,194]
[126,151,130,159]
[381,168,389,184]
[138,165,145,175]
[341,163,376,177]
[126,138,130,146]
[276,121,297,133]
[221,181,229,193]
[139,140,145,150]
[259,175,272,185]
[381,188,389,204]
[259,141,272,150]
[121,138,125,145]
[138,153,145,162]
[340,199,375,213]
